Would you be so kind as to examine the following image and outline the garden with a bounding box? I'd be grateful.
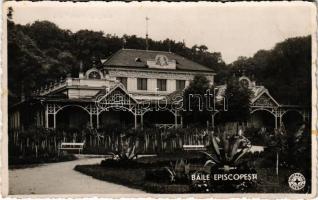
[72,122,311,193]
[9,115,311,193]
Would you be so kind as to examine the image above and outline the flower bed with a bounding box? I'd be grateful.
[74,164,190,193]
[74,130,310,193]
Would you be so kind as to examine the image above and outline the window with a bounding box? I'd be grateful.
[176,80,186,91]
[157,79,167,91]
[116,77,127,88]
[88,71,101,79]
[137,78,147,90]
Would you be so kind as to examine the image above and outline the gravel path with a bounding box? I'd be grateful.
[9,157,145,195]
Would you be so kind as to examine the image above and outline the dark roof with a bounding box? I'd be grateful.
[103,49,214,72]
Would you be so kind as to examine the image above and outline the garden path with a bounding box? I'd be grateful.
[9,157,145,195]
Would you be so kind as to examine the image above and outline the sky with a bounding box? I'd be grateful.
[6,1,315,63]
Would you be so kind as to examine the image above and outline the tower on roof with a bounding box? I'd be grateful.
[145,16,149,51]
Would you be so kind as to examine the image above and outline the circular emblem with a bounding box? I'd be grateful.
[155,55,169,66]
[288,173,306,191]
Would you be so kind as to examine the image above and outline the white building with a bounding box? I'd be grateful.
[9,49,215,130]
[9,49,308,131]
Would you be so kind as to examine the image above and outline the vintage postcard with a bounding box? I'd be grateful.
[1,1,317,198]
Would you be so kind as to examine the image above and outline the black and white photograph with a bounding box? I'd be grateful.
[3,1,317,197]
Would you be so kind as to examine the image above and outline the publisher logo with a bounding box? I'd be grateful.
[288,173,306,191]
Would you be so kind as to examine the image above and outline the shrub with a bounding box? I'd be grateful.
[145,159,191,184]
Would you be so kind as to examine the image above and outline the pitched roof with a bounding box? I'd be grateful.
[215,84,280,106]
[103,49,214,72]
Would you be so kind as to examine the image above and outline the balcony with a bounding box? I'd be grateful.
[33,77,116,96]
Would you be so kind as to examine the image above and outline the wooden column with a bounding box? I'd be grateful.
[275,115,278,129]
[89,114,93,128]
[53,113,56,129]
[134,113,137,129]
[141,114,144,130]
[174,113,178,128]
[45,104,49,128]
[96,113,100,129]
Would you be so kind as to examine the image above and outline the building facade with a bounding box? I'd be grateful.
[9,49,309,131]
[9,49,215,130]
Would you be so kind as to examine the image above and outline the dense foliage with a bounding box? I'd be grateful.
[182,75,213,126]
[225,36,311,105]
[8,17,225,105]
[8,8,311,106]
[222,76,252,122]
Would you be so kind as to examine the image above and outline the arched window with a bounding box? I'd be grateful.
[88,71,101,79]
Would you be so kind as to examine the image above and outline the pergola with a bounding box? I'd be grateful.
[34,84,183,129]
[9,82,309,131]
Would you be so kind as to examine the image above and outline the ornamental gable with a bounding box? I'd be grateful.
[252,92,278,107]
[96,86,137,108]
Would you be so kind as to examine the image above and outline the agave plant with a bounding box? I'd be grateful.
[110,138,138,161]
[202,132,251,171]
[164,159,190,183]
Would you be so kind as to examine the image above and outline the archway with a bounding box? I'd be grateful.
[56,106,90,129]
[99,108,134,129]
[282,110,303,132]
[144,110,175,127]
[250,109,275,130]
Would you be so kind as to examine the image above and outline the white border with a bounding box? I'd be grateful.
[1,1,317,198]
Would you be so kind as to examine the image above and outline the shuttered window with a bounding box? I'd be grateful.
[137,78,147,90]
[176,80,186,90]
[157,79,167,91]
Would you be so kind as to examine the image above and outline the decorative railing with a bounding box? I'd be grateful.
[32,77,67,96]
[33,77,116,96]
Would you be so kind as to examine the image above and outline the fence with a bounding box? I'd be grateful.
[8,122,247,157]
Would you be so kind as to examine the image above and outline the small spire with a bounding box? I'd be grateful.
[79,60,83,72]
[145,16,149,51]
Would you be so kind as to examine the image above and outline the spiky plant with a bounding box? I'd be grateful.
[202,132,251,171]
[164,159,190,183]
[109,138,138,161]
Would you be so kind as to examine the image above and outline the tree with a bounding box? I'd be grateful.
[73,30,113,67]
[227,36,311,106]
[26,21,72,50]
[221,76,252,123]
[182,75,213,127]
[7,20,226,105]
